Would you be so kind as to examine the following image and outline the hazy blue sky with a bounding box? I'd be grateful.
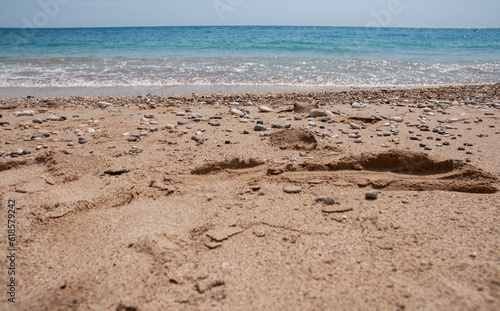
[1,0,499,28]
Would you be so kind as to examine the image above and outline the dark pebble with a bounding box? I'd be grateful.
[0,122,10,126]
[23,149,31,155]
[466,158,472,163]
[321,117,331,122]
[464,143,473,147]
[78,138,87,144]
[208,122,220,126]
[419,143,426,148]
[42,133,50,138]
[254,124,267,131]
[225,141,231,144]
[410,136,421,141]
[432,128,439,133]
[243,130,250,134]
[211,116,223,120]
[127,136,139,142]
[177,121,187,125]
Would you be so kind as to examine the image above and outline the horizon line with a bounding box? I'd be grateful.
[1,25,499,30]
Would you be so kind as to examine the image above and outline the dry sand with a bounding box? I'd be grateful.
[0,84,499,310]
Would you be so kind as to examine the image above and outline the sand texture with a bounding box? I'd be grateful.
[0,84,499,310]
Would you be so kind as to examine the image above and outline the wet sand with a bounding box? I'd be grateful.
[0,84,499,310]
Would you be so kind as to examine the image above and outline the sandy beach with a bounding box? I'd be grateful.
[1,84,499,310]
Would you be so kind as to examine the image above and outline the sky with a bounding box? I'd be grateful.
[0,0,499,29]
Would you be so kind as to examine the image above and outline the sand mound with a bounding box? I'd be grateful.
[267,150,498,194]
[269,128,318,150]
[327,149,457,175]
[191,158,264,175]
[37,151,108,184]
[0,158,30,172]
[293,102,317,113]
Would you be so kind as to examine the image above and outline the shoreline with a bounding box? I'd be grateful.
[1,83,499,98]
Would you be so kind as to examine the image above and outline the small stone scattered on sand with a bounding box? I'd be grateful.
[284,186,302,193]
[365,190,379,199]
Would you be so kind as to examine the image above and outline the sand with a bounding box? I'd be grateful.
[0,84,499,310]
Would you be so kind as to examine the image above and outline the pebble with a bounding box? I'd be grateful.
[283,186,302,193]
[258,105,273,112]
[16,110,36,117]
[410,136,421,141]
[389,117,403,123]
[127,136,139,142]
[353,138,363,143]
[230,108,245,117]
[78,138,87,144]
[144,113,154,118]
[351,103,362,109]
[272,123,284,129]
[23,149,31,155]
[349,122,361,130]
[96,101,112,108]
[243,130,250,134]
[33,118,43,124]
[254,124,267,131]
[239,118,249,123]
[309,109,325,118]
[208,122,220,126]
[229,102,240,106]
[176,112,186,116]
[321,117,331,122]
[177,121,187,125]
[16,149,24,155]
[47,115,63,121]
[189,113,203,118]
[315,196,336,205]
[365,190,379,199]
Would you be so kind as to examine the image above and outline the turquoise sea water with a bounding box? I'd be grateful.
[0,26,499,89]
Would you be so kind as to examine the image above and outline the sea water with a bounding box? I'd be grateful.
[0,26,499,94]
